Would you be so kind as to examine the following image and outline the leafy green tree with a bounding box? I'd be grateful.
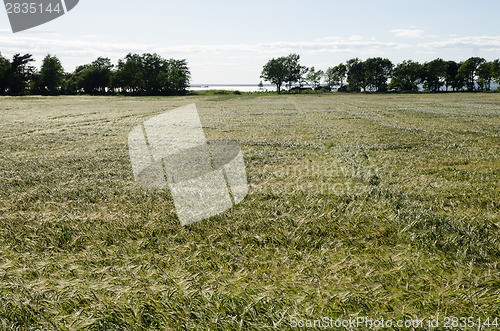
[306,67,323,89]
[297,65,309,90]
[34,54,65,95]
[141,53,190,95]
[71,64,92,94]
[346,58,366,92]
[71,57,113,94]
[325,67,337,89]
[9,53,35,95]
[477,61,494,91]
[423,58,446,92]
[60,72,76,95]
[284,53,302,90]
[112,53,144,94]
[492,59,500,84]
[141,53,165,94]
[0,52,11,95]
[325,63,347,90]
[90,57,113,93]
[112,53,190,96]
[388,60,423,92]
[364,57,393,92]
[261,56,288,93]
[457,57,485,91]
[444,60,461,91]
[335,63,347,90]
[162,59,191,95]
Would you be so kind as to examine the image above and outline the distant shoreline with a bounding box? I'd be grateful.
[189,82,500,93]
[190,84,269,86]
[189,84,277,92]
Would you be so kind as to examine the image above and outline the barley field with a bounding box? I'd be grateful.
[0,93,499,330]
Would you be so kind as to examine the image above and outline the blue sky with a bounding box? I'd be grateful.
[1,0,499,83]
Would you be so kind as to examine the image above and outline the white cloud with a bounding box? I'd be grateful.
[419,36,500,49]
[323,36,343,41]
[4,32,498,83]
[391,29,425,38]
[0,34,408,64]
[415,50,436,56]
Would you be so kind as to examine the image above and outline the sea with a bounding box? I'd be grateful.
[189,83,499,93]
[189,84,277,92]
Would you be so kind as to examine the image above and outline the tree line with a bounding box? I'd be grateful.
[0,52,191,96]
[261,54,500,93]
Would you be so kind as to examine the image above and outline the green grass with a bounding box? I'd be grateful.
[0,93,499,330]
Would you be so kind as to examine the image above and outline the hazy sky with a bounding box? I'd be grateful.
[1,0,499,83]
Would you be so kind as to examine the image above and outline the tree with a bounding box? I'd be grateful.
[492,59,500,84]
[90,57,113,93]
[444,60,461,91]
[297,65,309,90]
[364,57,393,92]
[335,63,347,90]
[9,53,35,95]
[325,67,337,89]
[141,53,165,94]
[0,52,10,95]
[389,60,423,92]
[162,58,190,95]
[457,57,485,91]
[423,58,446,92]
[143,54,190,95]
[346,58,366,92]
[325,63,347,90]
[111,53,190,96]
[284,53,302,90]
[71,57,113,94]
[261,56,288,93]
[306,67,323,90]
[112,53,144,94]
[477,61,494,91]
[60,72,76,95]
[34,54,64,95]
[71,64,92,94]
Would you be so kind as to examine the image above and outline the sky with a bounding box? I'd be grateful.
[1,0,499,84]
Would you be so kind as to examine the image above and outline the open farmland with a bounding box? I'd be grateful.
[0,93,499,330]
